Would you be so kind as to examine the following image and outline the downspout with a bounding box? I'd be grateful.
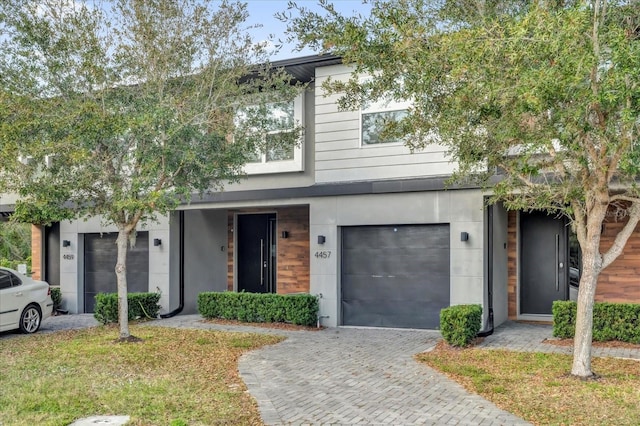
[160,210,185,318]
[477,203,494,337]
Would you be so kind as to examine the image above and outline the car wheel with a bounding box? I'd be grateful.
[19,304,42,334]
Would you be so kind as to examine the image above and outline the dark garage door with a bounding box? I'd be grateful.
[341,224,450,329]
[84,232,149,313]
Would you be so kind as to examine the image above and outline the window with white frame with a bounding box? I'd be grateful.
[360,89,411,146]
[242,94,304,174]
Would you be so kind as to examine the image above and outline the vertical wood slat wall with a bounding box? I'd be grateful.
[227,206,310,294]
[31,225,43,280]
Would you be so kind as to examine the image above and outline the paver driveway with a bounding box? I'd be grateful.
[150,316,529,425]
[9,315,530,425]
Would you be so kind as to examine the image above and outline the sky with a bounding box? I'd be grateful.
[243,1,370,60]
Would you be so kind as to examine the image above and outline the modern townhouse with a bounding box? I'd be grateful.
[8,54,639,330]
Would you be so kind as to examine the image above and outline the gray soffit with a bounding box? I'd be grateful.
[273,54,343,83]
[242,54,343,84]
[0,205,13,221]
[187,176,482,206]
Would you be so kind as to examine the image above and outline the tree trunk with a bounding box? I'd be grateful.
[571,205,605,378]
[571,246,600,377]
[115,224,130,339]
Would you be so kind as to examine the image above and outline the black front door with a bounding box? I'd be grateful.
[520,211,568,315]
[237,214,276,293]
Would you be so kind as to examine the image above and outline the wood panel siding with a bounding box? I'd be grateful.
[227,214,234,291]
[276,207,310,294]
[314,64,456,183]
[507,211,518,319]
[597,217,640,303]
[507,210,640,319]
[227,206,310,294]
[31,225,42,281]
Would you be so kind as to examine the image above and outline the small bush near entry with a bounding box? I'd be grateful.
[197,292,319,326]
[94,292,161,325]
[440,304,483,347]
[50,286,62,311]
[553,300,640,343]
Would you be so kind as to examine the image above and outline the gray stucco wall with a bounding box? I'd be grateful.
[57,215,170,314]
[309,189,486,328]
[181,209,228,314]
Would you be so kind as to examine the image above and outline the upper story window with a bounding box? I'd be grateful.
[360,93,411,147]
[242,94,304,175]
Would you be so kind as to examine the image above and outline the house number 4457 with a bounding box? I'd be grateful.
[314,251,331,259]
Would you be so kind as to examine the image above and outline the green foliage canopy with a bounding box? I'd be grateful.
[284,0,640,216]
[285,0,640,377]
[0,0,302,227]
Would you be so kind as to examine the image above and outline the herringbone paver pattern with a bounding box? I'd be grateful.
[235,326,527,425]
[30,315,640,425]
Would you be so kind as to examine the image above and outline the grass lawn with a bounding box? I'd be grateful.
[417,343,640,425]
[0,325,284,426]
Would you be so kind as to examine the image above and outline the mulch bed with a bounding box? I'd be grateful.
[202,318,323,331]
[543,338,640,349]
[435,337,640,351]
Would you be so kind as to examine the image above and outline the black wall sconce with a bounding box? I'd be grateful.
[281,231,289,239]
[460,232,469,242]
[318,235,326,244]
[62,240,71,247]
[153,238,162,246]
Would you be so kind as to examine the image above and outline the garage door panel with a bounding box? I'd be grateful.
[341,224,450,329]
[342,275,449,301]
[342,250,450,276]
[84,272,115,293]
[342,299,445,329]
[84,232,149,313]
[84,252,116,272]
[343,227,449,250]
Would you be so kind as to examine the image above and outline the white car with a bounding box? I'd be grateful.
[0,267,54,334]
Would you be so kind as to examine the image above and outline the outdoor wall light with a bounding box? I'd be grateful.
[62,240,71,247]
[460,232,469,242]
[318,235,326,244]
[153,238,162,246]
[281,231,289,239]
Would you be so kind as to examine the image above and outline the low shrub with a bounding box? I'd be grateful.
[94,292,161,325]
[197,292,319,327]
[50,286,62,311]
[553,300,640,343]
[440,304,483,347]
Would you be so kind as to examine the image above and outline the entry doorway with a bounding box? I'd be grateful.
[519,211,568,316]
[236,213,277,293]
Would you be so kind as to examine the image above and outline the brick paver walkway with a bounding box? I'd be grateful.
[12,314,640,425]
[146,316,529,425]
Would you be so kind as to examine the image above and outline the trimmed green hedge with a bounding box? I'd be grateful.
[50,286,62,311]
[94,292,161,325]
[440,304,483,347]
[197,292,319,327]
[553,300,640,343]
